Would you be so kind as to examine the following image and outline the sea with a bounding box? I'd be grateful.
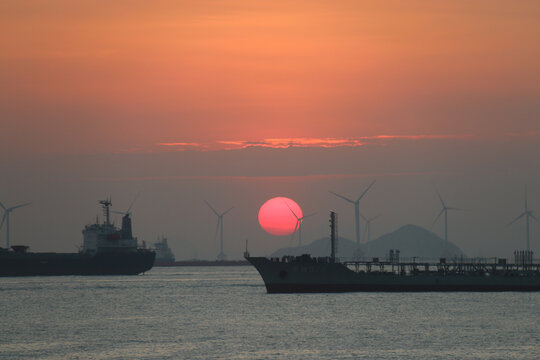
[1,266,539,360]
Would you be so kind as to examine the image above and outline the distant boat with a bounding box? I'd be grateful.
[0,199,155,276]
[153,236,175,265]
[246,211,540,293]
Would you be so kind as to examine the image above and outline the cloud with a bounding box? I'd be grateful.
[157,134,474,151]
[369,134,473,140]
[504,130,540,137]
[84,171,453,183]
[219,138,365,149]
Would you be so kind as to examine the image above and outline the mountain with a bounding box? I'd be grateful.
[269,224,466,259]
[365,224,466,259]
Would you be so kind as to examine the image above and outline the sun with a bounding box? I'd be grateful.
[258,197,303,236]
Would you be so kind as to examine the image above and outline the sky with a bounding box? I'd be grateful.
[1,1,539,259]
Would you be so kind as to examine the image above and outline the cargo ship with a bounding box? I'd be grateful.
[153,236,176,265]
[0,200,155,276]
[246,211,540,292]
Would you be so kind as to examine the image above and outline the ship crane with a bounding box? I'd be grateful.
[110,192,140,218]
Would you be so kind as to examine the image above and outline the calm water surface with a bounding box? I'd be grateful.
[1,266,539,359]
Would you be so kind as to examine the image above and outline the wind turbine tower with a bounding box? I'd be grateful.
[0,199,32,249]
[432,190,459,243]
[509,185,539,251]
[285,202,316,246]
[360,212,380,243]
[330,180,375,245]
[205,201,233,261]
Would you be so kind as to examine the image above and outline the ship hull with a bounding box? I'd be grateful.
[0,250,155,277]
[247,257,540,293]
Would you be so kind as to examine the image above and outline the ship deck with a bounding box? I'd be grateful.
[341,258,540,275]
[267,255,540,276]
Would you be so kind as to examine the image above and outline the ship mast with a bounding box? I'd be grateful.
[99,199,112,225]
[330,211,338,261]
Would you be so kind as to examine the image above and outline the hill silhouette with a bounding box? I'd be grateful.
[365,224,465,258]
[270,224,466,259]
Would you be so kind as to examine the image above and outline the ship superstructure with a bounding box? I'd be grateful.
[82,199,138,254]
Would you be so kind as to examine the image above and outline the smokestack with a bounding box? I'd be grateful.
[121,214,132,239]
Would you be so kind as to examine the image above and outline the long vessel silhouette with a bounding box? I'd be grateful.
[0,200,155,276]
[246,211,540,292]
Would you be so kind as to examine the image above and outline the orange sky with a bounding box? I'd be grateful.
[1,0,539,154]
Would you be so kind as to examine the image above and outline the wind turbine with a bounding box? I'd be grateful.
[205,200,233,261]
[285,202,316,246]
[330,180,376,245]
[509,185,539,251]
[0,200,32,249]
[360,212,381,243]
[431,190,459,243]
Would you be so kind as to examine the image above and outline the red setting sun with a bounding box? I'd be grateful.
[258,197,303,236]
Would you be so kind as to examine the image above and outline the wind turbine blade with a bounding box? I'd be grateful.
[204,200,219,216]
[0,213,6,231]
[508,212,525,226]
[329,191,355,204]
[356,180,376,202]
[370,214,381,222]
[283,200,299,220]
[221,206,234,216]
[431,209,445,228]
[301,212,317,220]
[9,202,31,210]
[358,210,367,221]
[530,213,540,224]
[0,200,6,210]
[435,189,446,208]
[524,185,528,211]
[127,192,141,213]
